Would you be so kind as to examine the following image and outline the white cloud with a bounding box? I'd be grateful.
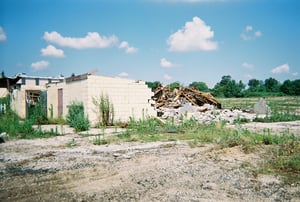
[254,31,262,37]
[31,60,49,71]
[43,31,118,49]
[163,74,172,80]
[41,45,65,57]
[292,72,298,76]
[242,62,254,69]
[119,41,138,54]
[118,72,129,77]
[0,26,7,41]
[241,25,262,41]
[167,16,218,52]
[271,63,290,74]
[160,58,174,68]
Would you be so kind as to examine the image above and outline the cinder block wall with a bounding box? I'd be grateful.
[47,75,156,126]
[87,75,156,126]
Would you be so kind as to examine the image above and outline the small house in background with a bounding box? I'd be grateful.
[47,73,156,126]
[8,73,64,119]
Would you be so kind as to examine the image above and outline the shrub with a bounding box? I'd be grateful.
[66,102,90,132]
[93,94,114,126]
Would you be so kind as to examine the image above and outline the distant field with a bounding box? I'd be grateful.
[218,96,300,115]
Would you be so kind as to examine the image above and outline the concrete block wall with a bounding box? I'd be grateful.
[11,85,46,119]
[47,82,63,118]
[10,89,26,118]
[47,75,156,126]
[87,75,155,125]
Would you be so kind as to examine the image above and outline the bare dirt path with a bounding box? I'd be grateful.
[0,122,300,201]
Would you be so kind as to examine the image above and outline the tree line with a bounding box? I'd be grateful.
[146,75,300,98]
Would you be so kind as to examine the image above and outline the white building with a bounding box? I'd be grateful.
[9,73,64,119]
[47,73,156,126]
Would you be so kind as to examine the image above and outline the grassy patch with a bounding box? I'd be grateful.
[93,116,300,183]
[0,110,58,139]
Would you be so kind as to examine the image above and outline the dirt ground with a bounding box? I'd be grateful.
[0,122,300,202]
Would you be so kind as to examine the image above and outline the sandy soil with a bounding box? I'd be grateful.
[0,122,300,201]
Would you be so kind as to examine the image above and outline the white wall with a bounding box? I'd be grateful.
[86,75,156,125]
[0,88,8,98]
[47,75,156,126]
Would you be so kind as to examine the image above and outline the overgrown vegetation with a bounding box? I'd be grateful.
[28,91,48,124]
[0,94,58,139]
[66,102,90,132]
[93,94,114,126]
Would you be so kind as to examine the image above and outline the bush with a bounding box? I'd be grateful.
[93,94,114,126]
[66,102,90,132]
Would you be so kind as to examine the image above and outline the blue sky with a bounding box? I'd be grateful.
[0,0,299,87]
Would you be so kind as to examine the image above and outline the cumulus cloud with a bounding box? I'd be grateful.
[160,58,174,68]
[241,25,262,41]
[119,41,138,54]
[118,72,129,77]
[41,45,65,57]
[242,62,254,69]
[43,31,118,49]
[31,60,49,71]
[167,16,218,52]
[271,63,290,74]
[0,26,7,41]
[163,74,172,80]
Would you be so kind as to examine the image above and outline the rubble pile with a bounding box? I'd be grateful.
[151,86,259,124]
[161,103,257,124]
[152,86,221,109]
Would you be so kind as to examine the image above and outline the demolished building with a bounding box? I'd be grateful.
[46,73,156,126]
[1,72,156,126]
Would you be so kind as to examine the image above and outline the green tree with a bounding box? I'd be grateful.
[248,79,260,91]
[213,75,245,97]
[189,81,209,92]
[146,81,162,91]
[265,77,280,92]
[280,80,293,95]
[281,79,300,95]
[169,81,181,91]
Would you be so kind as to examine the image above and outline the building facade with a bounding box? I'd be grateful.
[47,73,156,126]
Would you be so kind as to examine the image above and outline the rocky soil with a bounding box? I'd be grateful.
[0,122,300,202]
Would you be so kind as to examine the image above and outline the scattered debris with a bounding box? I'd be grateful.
[151,86,268,125]
[152,86,221,109]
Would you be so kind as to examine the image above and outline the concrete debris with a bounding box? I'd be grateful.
[254,98,271,115]
[159,103,259,124]
[151,86,263,124]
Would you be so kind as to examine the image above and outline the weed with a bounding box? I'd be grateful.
[66,102,90,132]
[93,134,109,145]
[93,94,114,126]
